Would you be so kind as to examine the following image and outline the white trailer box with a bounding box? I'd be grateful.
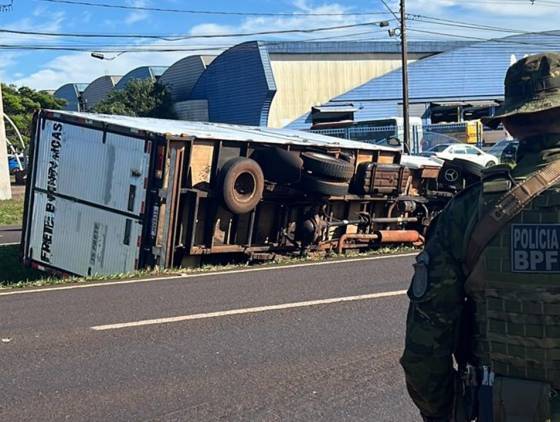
[23,111,160,276]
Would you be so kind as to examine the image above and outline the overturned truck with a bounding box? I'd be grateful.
[22,111,448,277]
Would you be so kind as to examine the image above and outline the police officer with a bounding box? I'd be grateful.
[401,52,560,422]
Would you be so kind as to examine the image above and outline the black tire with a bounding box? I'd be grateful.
[301,152,354,181]
[253,147,303,183]
[14,171,26,185]
[451,158,484,179]
[485,160,497,168]
[219,158,264,215]
[300,173,349,196]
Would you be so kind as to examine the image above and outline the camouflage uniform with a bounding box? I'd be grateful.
[401,53,560,422]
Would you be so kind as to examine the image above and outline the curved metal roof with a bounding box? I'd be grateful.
[114,66,168,90]
[158,55,215,102]
[82,75,121,111]
[54,83,88,111]
[190,41,276,126]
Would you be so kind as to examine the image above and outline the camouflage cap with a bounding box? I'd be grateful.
[484,52,560,128]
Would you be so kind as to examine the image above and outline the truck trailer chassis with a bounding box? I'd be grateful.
[22,110,450,277]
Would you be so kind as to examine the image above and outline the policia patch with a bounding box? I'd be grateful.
[512,224,560,273]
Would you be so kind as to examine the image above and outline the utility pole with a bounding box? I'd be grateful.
[400,0,411,153]
[0,83,11,200]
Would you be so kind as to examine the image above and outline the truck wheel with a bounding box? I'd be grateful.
[302,152,354,182]
[14,170,26,185]
[220,158,264,215]
[300,173,349,196]
[253,147,303,183]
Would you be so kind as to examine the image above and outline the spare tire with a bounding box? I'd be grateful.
[253,147,303,183]
[300,173,349,196]
[302,152,354,181]
[219,158,264,215]
[451,158,484,179]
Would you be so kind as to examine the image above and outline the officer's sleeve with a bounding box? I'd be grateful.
[400,190,478,419]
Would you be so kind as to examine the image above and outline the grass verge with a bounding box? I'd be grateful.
[0,197,24,226]
[0,245,419,290]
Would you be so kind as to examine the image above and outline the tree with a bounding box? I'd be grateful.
[93,79,176,119]
[2,84,66,148]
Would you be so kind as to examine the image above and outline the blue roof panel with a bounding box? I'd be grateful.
[287,31,560,128]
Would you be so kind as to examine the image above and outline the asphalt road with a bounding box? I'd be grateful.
[0,225,21,245]
[0,254,420,422]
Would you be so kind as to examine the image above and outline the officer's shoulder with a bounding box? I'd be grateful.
[445,182,482,211]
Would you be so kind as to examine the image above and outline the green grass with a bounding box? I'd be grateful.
[0,244,418,290]
[0,197,24,226]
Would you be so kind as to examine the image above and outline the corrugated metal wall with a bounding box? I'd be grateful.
[268,57,408,128]
[173,100,209,121]
[82,75,121,111]
[158,55,215,102]
[190,41,277,126]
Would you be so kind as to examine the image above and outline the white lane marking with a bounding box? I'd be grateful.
[0,253,417,297]
[91,290,408,331]
[0,242,19,247]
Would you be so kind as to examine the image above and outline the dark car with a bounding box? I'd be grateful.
[487,139,519,164]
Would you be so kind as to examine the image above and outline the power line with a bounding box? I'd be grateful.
[408,14,560,37]
[0,20,393,41]
[379,0,400,22]
[37,0,392,17]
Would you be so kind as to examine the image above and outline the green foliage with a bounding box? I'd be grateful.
[93,79,176,119]
[2,84,65,149]
[0,196,24,226]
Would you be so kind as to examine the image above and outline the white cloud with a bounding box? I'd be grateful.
[0,10,66,83]
[10,0,560,90]
[405,0,555,17]
[11,1,375,89]
[125,0,149,25]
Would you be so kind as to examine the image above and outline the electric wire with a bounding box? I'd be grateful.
[409,14,560,38]
[0,20,393,41]
[378,0,400,22]
[37,0,392,17]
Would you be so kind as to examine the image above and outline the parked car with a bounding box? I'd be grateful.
[487,139,519,164]
[8,153,26,184]
[421,143,498,168]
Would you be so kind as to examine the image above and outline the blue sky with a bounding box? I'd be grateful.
[0,0,558,90]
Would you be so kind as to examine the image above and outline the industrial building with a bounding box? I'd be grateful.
[53,83,88,111]
[187,40,469,127]
[287,31,560,130]
[82,75,122,111]
[114,66,168,90]
[52,40,465,117]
